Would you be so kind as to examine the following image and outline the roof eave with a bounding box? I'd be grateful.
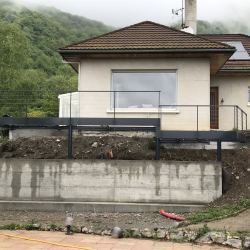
[220,69,250,73]
[59,48,235,54]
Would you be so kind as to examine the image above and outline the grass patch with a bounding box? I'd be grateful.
[0,223,21,230]
[195,224,210,239]
[48,223,57,231]
[123,229,133,238]
[24,223,41,230]
[188,198,250,224]
[0,223,41,231]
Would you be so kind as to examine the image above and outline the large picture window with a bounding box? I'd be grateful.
[111,71,177,109]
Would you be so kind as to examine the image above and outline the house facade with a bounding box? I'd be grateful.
[202,34,250,131]
[59,21,249,132]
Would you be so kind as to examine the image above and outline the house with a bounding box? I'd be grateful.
[59,20,250,132]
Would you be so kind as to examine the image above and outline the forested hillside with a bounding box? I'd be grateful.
[0,0,249,117]
[0,0,112,116]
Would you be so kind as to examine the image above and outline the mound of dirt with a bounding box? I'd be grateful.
[0,135,249,206]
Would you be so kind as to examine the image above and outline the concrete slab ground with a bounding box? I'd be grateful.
[0,230,231,250]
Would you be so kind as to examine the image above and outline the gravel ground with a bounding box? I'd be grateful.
[0,211,179,231]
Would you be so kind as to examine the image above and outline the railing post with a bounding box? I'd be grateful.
[234,106,236,129]
[155,136,160,160]
[158,91,161,109]
[196,105,199,132]
[113,91,116,121]
[25,91,28,118]
[217,140,222,161]
[68,124,73,159]
[68,92,73,159]
[246,113,248,130]
[241,110,243,131]
[236,106,239,130]
[158,91,161,124]
[69,92,72,119]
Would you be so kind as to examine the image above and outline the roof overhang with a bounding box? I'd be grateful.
[217,69,250,76]
[59,48,235,74]
[217,60,250,76]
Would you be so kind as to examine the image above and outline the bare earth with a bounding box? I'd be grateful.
[0,230,232,250]
[0,211,179,232]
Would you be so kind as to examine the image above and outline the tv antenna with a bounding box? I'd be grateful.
[172,0,185,29]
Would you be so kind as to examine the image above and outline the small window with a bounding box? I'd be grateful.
[111,71,177,109]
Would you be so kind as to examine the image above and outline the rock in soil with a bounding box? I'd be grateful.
[168,230,185,241]
[209,231,227,244]
[196,233,213,244]
[244,237,250,249]
[155,229,166,239]
[223,238,242,249]
[141,228,152,238]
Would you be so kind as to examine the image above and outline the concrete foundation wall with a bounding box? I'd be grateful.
[0,159,221,204]
[8,129,155,140]
[9,129,67,140]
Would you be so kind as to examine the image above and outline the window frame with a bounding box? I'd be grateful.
[110,69,178,113]
[248,86,250,105]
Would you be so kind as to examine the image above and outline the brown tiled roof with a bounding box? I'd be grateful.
[60,21,233,52]
[219,60,250,72]
[201,34,250,72]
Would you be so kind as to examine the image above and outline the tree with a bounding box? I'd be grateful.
[0,19,30,88]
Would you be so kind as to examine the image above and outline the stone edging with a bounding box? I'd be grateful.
[1,225,249,249]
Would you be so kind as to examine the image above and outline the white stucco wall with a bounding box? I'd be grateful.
[78,58,211,131]
[211,76,250,130]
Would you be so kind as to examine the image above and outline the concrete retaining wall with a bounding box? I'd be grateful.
[0,159,222,204]
[9,129,67,140]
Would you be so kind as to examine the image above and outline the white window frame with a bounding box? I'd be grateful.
[108,69,178,114]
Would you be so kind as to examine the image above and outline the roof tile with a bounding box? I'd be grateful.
[61,21,232,51]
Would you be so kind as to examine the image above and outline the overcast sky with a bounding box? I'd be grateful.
[19,0,250,27]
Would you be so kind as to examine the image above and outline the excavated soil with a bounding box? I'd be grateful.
[0,135,250,206]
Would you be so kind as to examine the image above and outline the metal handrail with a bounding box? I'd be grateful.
[0,89,248,131]
[159,104,248,131]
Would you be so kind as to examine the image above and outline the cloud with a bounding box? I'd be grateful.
[12,0,250,27]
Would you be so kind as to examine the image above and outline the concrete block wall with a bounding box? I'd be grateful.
[0,159,222,204]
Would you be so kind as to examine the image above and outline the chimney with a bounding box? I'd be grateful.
[184,0,197,34]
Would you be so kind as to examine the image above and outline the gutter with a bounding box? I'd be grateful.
[220,69,250,73]
[58,48,235,54]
